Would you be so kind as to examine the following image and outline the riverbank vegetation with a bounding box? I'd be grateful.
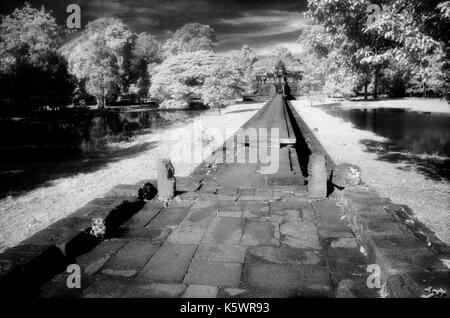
[0,3,258,113]
[298,0,450,101]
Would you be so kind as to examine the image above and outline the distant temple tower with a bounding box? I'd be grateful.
[251,50,303,100]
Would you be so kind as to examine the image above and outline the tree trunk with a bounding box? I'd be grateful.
[364,80,368,100]
[373,68,379,100]
[423,82,426,98]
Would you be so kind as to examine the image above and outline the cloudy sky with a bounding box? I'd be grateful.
[0,0,309,55]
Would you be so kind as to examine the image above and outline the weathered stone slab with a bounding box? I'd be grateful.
[83,276,187,298]
[104,184,140,198]
[241,221,279,246]
[102,241,160,277]
[166,211,214,244]
[121,202,162,228]
[37,271,95,298]
[241,262,332,296]
[0,244,67,296]
[279,222,321,249]
[20,218,91,256]
[116,226,172,242]
[243,202,269,220]
[184,260,243,287]
[76,240,127,276]
[387,271,450,298]
[201,217,244,245]
[176,176,202,192]
[147,207,189,228]
[182,284,218,298]
[246,246,325,266]
[217,187,238,197]
[138,243,197,283]
[199,181,218,193]
[72,197,127,220]
[193,244,247,263]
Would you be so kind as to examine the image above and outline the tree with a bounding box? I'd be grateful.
[162,23,217,57]
[0,3,75,111]
[129,33,162,101]
[149,50,228,109]
[201,60,244,113]
[151,54,243,111]
[230,45,257,94]
[61,18,134,107]
[307,0,397,99]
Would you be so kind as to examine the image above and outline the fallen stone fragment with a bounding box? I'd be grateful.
[332,164,361,188]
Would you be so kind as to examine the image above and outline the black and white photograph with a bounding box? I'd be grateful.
[0,0,449,303]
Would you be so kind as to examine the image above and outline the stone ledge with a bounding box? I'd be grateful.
[338,185,450,297]
[0,193,145,296]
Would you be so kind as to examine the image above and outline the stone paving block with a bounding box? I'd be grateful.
[76,240,127,276]
[115,226,172,242]
[20,219,89,256]
[217,187,238,197]
[199,181,219,193]
[191,201,218,210]
[217,201,244,217]
[316,226,355,239]
[198,193,237,201]
[104,184,140,198]
[238,195,269,201]
[387,271,450,298]
[243,202,269,220]
[202,217,244,245]
[38,271,95,298]
[238,188,255,196]
[0,244,67,295]
[177,191,201,201]
[169,200,195,208]
[329,237,359,248]
[182,284,218,298]
[240,262,332,296]
[193,244,247,263]
[147,207,189,228]
[302,208,316,223]
[176,176,202,192]
[269,209,302,222]
[255,188,274,197]
[333,276,380,298]
[217,201,243,211]
[83,275,187,298]
[322,247,369,278]
[166,225,208,244]
[311,199,343,222]
[241,221,280,246]
[218,211,243,218]
[72,197,127,220]
[121,202,162,228]
[246,246,325,266]
[166,208,215,244]
[184,260,243,287]
[279,222,320,249]
[138,243,197,283]
[102,241,160,277]
[356,214,405,237]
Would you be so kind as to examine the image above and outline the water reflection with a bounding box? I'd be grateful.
[0,108,203,198]
[323,107,450,182]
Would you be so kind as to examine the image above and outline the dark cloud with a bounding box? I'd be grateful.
[0,0,308,54]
